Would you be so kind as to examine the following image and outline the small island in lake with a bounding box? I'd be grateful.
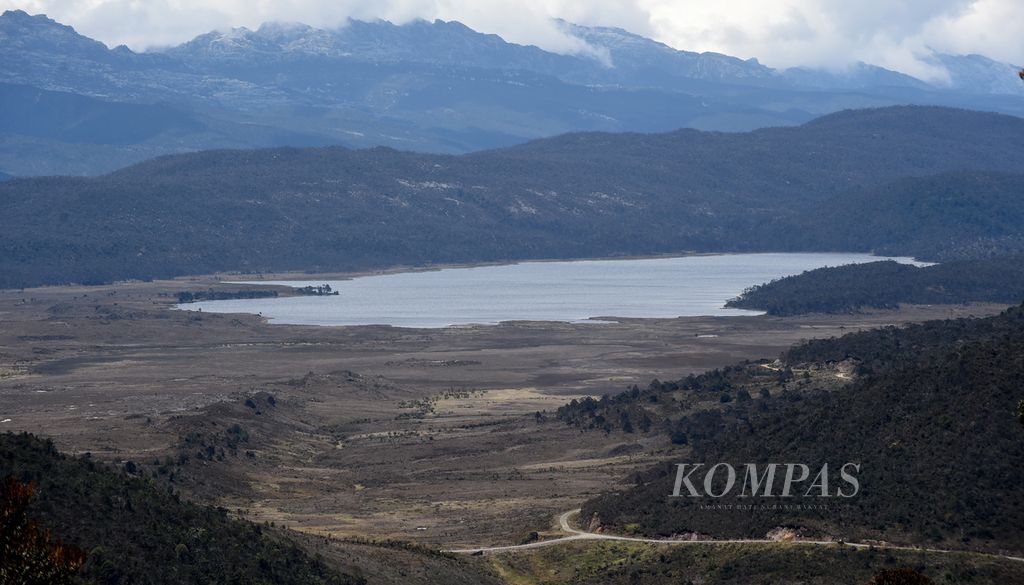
[295,284,339,296]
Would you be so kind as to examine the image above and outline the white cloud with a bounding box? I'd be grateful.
[922,0,1024,64]
[2,0,1021,78]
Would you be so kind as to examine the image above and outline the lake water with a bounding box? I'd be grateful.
[179,253,925,328]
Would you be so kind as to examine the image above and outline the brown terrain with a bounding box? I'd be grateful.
[0,272,1008,551]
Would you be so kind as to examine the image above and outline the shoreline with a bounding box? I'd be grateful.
[2,250,923,293]
[213,250,719,284]
[175,252,921,329]
[216,250,922,285]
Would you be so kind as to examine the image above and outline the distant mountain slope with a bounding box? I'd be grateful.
[778,171,1024,260]
[1,106,1023,289]
[0,83,332,175]
[782,61,931,90]
[930,53,1024,95]
[0,83,205,144]
[553,20,779,88]
[2,9,1023,176]
[562,304,1024,553]
[485,107,1024,205]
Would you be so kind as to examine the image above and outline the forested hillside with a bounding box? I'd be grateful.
[2,106,1023,289]
[0,433,362,584]
[777,171,1024,261]
[559,304,1024,553]
[726,256,1024,315]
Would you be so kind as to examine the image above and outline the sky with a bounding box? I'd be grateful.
[3,0,1022,80]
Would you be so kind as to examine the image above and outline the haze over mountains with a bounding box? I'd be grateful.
[1,8,1022,177]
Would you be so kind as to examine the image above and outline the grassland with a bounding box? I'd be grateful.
[0,271,1013,582]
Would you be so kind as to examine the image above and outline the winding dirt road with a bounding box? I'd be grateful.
[447,509,1024,563]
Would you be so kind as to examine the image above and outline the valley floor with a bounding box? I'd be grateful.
[0,272,1014,584]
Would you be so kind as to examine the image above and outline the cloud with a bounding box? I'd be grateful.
[923,0,1024,64]
[631,0,997,80]
[2,0,1021,79]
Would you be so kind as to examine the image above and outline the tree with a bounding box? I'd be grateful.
[620,411,635,433]
[0,477,85,585]
[670,430,688,445]
[639,414,653,433]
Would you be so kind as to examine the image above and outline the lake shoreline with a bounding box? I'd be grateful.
[180,253,924,329]
[210,250,724,285]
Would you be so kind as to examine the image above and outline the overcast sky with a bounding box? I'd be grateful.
[3,0,1021,80]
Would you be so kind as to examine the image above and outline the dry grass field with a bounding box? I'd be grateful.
[0,273,1007,551]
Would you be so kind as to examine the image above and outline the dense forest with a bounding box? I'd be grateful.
[2,106,1024,288]
[0,432,363,585]
[558,303,1024,553]
[771,171,1024,261]
[727,256,1024,315]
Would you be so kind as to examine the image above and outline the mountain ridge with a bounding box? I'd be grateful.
[6,9,1014,91]
[1,105,1023,289]
[3,9,1024,176]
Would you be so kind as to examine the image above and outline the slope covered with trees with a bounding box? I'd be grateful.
[726,256,1024,315]
[0,432,363,585]
[2,106,1024,289]
[558,304,1024,554]
[775,171,1024,261]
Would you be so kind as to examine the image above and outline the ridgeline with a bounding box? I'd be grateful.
[2,106,1024,289]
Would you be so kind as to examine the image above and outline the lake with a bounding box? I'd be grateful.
[179,253,925,328]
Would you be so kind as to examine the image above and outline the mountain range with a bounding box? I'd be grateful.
[1,106,1022,289]
[2,9,1023,177]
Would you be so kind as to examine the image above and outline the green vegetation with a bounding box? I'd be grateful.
[396,388,486,419]
[176,289,279,303]
[560,304,1024,553]
[177,422,252,464]
[491,541,1024,585]
[786,171,1024,262]
[1,478,85,585]
[2,107,1024,288]
[726,256,1024,315]
[868,568,934,585]
[0,432,363,585]
[295,284,339,296]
